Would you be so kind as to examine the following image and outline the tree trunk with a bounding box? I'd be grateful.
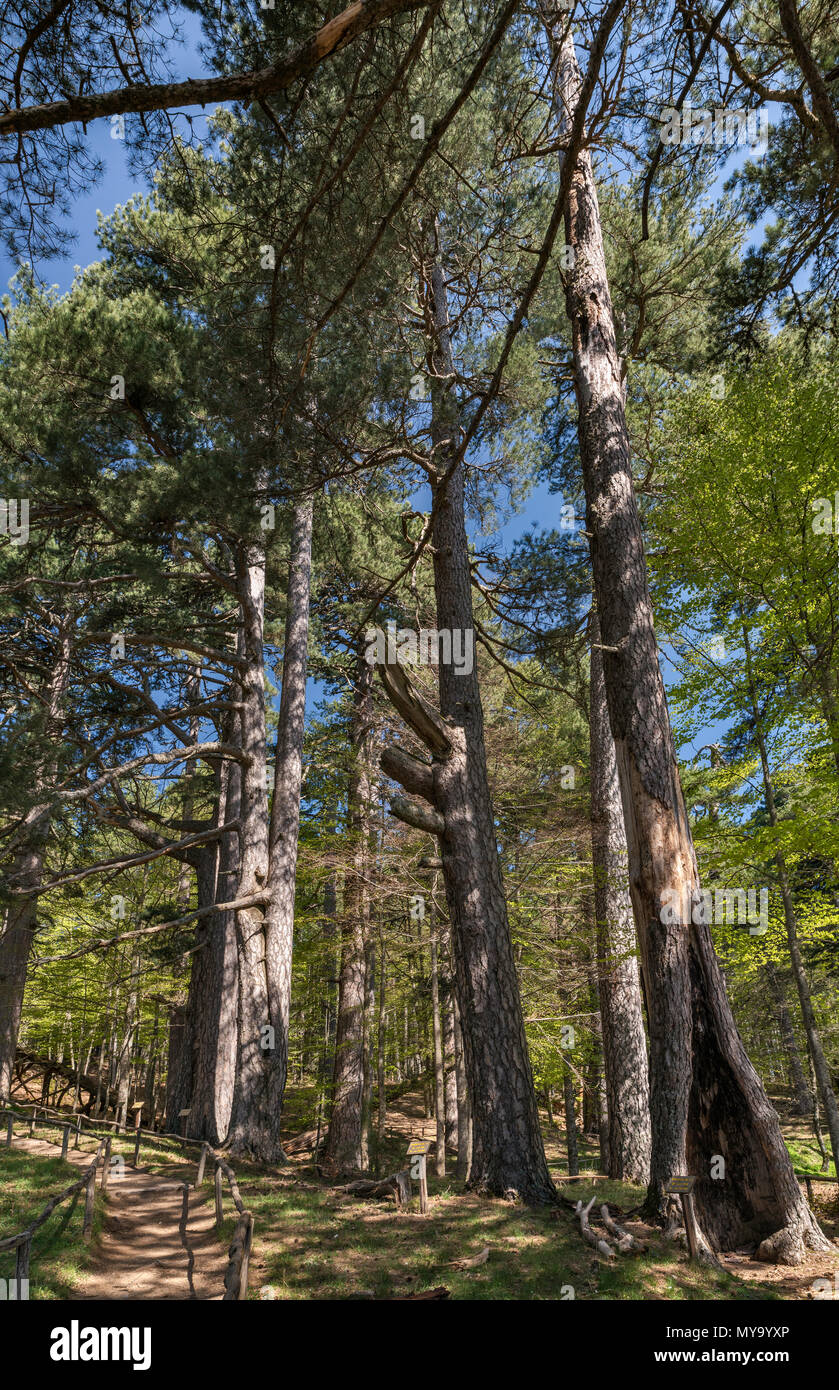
[550,16,829,1259]
[321,652,372,1176]
[589,610,651,1183]
[430,881,446,1177]
[741,624,839,1177]
[764,963,813,1117]
[453,992,471,1180]
[227,495,313,1160]
[378,242,553,1204]
[0,627,71,1102]
[563,1059,580,1176]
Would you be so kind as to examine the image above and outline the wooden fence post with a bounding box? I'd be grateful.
[4,1115,12,1147]
[102,1136,112,1191]
[74,1115,82,1150]
[83,1168,96,1241]
[214,1163,224,1228]
[15,1236,31,1293]
[28,1108,36,1137]
[60,1123,70,1160]
[195,1142,208,1190]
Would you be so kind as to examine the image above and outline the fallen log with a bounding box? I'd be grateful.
[342,1171,412,1207]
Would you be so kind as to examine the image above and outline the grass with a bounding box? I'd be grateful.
[0,1146,104,1299]
[227,1161,780,1302]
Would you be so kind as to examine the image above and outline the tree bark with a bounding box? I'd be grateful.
[590,610,651,1184]
[378,240,553,1203]
[549,14,829,1258]
[322,652,373,1176]
[0,624,71,1102]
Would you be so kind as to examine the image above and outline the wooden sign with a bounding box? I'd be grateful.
[665,1175,696,1194]
[178,1108,191,1117]
[406,1139,432,1156]
[131,1102,144,1110]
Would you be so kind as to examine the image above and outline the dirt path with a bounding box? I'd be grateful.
[11,1136,228,1300]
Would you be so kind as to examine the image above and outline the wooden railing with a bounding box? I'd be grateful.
[211,1153,253,1301]
[2,1106,253,1301]
[0,1110,109,1296]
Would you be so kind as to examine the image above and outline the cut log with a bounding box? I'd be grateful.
[342,1170,412,1207]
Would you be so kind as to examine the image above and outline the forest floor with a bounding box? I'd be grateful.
[2,1083,837,1300]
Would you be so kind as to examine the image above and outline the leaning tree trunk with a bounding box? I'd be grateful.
[321,651,372,1177]
[377,247,553,1204]
[590,610,651,1184]
[549,13,829,1259]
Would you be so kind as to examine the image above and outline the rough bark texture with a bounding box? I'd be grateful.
[381,251,553,1202]
[226,497,314,1160]
[550,14,830,1259]
[321,653,373,1176]
[590,611,651,1184]
[0,625,70,1102]
[0,0,435,135]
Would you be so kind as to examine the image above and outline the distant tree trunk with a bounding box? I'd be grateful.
[741,620,839,1177]
[321,653,372,1176]
[589,611,651,1184]
[430,882,446,1177]
[764,963,813,1117]
[453,994,471,1180]
[550,15,828,1259]
[443,985,458,1150]
[563,1060,579,1176]
[376,939,387,1166]
[378,244,553,1204]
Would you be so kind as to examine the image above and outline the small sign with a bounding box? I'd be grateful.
[178,1108,191,1117]
[406,1139,432,1156]
[131,1102,144,1110]
[665,1175,696,1194]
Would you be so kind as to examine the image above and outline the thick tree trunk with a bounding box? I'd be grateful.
[321,653,373,1176]
[550,16,829,1259]
[589,611,651,1183]
[227,496,313,1159]
[0,627,71,1102]
[378,246,553,1204]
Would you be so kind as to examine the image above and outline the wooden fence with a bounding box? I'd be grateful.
[2,1105,253,1301]
[0,1109,108,1295]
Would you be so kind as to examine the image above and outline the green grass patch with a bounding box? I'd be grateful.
[0,1147,104,1299]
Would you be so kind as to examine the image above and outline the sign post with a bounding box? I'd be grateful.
[406,1139,432,1215]
[665,1175,698,1261]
